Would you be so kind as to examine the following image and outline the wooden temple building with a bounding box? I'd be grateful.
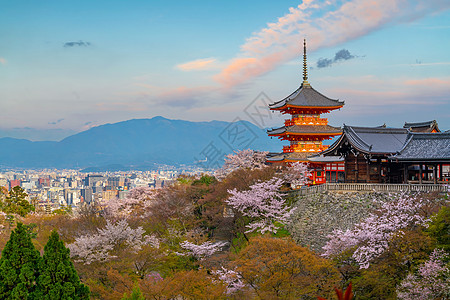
[266,40,344,184]
[320,123,450,184]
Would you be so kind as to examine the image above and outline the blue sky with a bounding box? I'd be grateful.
[1,0,449,141]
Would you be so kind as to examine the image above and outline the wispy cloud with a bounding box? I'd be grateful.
[329,77,450,106]
[63,40,91,48]
[213,0,450,88]
[176,58,218,71]
[317,49,357,68]
[0,57,6,65]
[150,0,449,108]
[48,118,64,125]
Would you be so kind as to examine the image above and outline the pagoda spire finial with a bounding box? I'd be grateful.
[302,38,309,86]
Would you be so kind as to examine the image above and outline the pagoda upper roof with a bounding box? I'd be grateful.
[267,124,342,136]
[269,83,344,110]
[390,132,450,162]
[403,120,440,133]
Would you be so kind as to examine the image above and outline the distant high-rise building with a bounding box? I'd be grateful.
[108,176,125,187]
[9,179,21,189]
[85,174,103,187]
[38,177,50,187]
[81,187,93,204]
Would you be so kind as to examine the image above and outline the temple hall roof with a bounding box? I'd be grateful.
[269,84,344,110]
[321,125,409,156]
[267,124,342,136]
[403,120,440,133]
[390,132,450,162]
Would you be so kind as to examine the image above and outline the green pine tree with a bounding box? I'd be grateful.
[34,231,90,300]
[0,222,41,299]
[1,186,35,217]
[122,285,145,300]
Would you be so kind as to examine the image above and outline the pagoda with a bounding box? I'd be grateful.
[267,39,344,184]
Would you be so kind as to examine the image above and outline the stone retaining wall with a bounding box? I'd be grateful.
[286,191,392,252]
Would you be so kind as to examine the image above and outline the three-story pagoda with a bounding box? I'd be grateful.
[267,40,345,184]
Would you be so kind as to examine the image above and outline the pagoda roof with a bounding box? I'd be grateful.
[403,120,440,133]
[267,124,342,136]
[266,152,314,163]
[321,125,409,156]
[390,132,450,162]
[269,83,344,110]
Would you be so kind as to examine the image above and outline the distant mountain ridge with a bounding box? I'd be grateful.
[0,116,282,169]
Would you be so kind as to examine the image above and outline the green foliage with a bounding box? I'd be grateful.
[0,222,41,299]
[192,175,217,186]
[122,285,145,300]
[177,176,193,185]
[52,205,72,216]
[426,205,450,251]
[271,223,291,238]
[34,231,90,299]
[1,186,35,217]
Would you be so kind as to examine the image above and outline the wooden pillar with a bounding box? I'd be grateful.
[366,159,370,183]
[355,155,358,183]
[439,164,442,182]
[403,164,408,184]
[433,164,437,184]
[378,158,382,183]
[419,164,423,184]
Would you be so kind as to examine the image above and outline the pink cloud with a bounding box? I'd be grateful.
[404,78,450,87]
[213,0,450,89]
[147,0,449,108]
[176,58,218,71]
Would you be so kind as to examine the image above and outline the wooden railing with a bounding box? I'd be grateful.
[293,183,448,196]
[285,117,328,126]
[282,144,328,153]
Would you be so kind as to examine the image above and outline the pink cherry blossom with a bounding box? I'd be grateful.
[397,249,450,300]
[322,192,431,268]
[227,177,295,234]
[179,240,228,259]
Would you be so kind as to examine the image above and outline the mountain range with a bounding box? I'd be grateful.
[0,117,283,170]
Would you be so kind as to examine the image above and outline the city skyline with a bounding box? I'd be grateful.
[1,0,450,141]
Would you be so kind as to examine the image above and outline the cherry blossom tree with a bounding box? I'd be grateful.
[227,177,295,234]
[212,267,245,295]
[281,162,310,188]
[322,192,431,268]
[216,149,268,179]
[397,249,450,300]
[178,240,227,260]
[68,219,159,264]
[103,187,156,218]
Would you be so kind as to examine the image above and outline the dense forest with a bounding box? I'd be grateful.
[0,150,449,299]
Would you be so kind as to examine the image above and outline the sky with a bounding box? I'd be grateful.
[1,0,449,141]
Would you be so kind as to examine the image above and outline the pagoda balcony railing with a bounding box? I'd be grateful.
[285,117,328,126]
[290,183,448,196]
[283,144,328,153]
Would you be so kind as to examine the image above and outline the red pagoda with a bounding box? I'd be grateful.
[267,39,345,184]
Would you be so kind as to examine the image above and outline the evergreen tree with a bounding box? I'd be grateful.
[122,285,145,300]
[1,186,34,217]
[0,222,41,299]
[35,231,90,299]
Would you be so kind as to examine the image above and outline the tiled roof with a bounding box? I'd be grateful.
[403,120,440,132]
[322,125,409,155]
[390,132,450,161]
[267,124,342,135]
[269,84,344,109]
